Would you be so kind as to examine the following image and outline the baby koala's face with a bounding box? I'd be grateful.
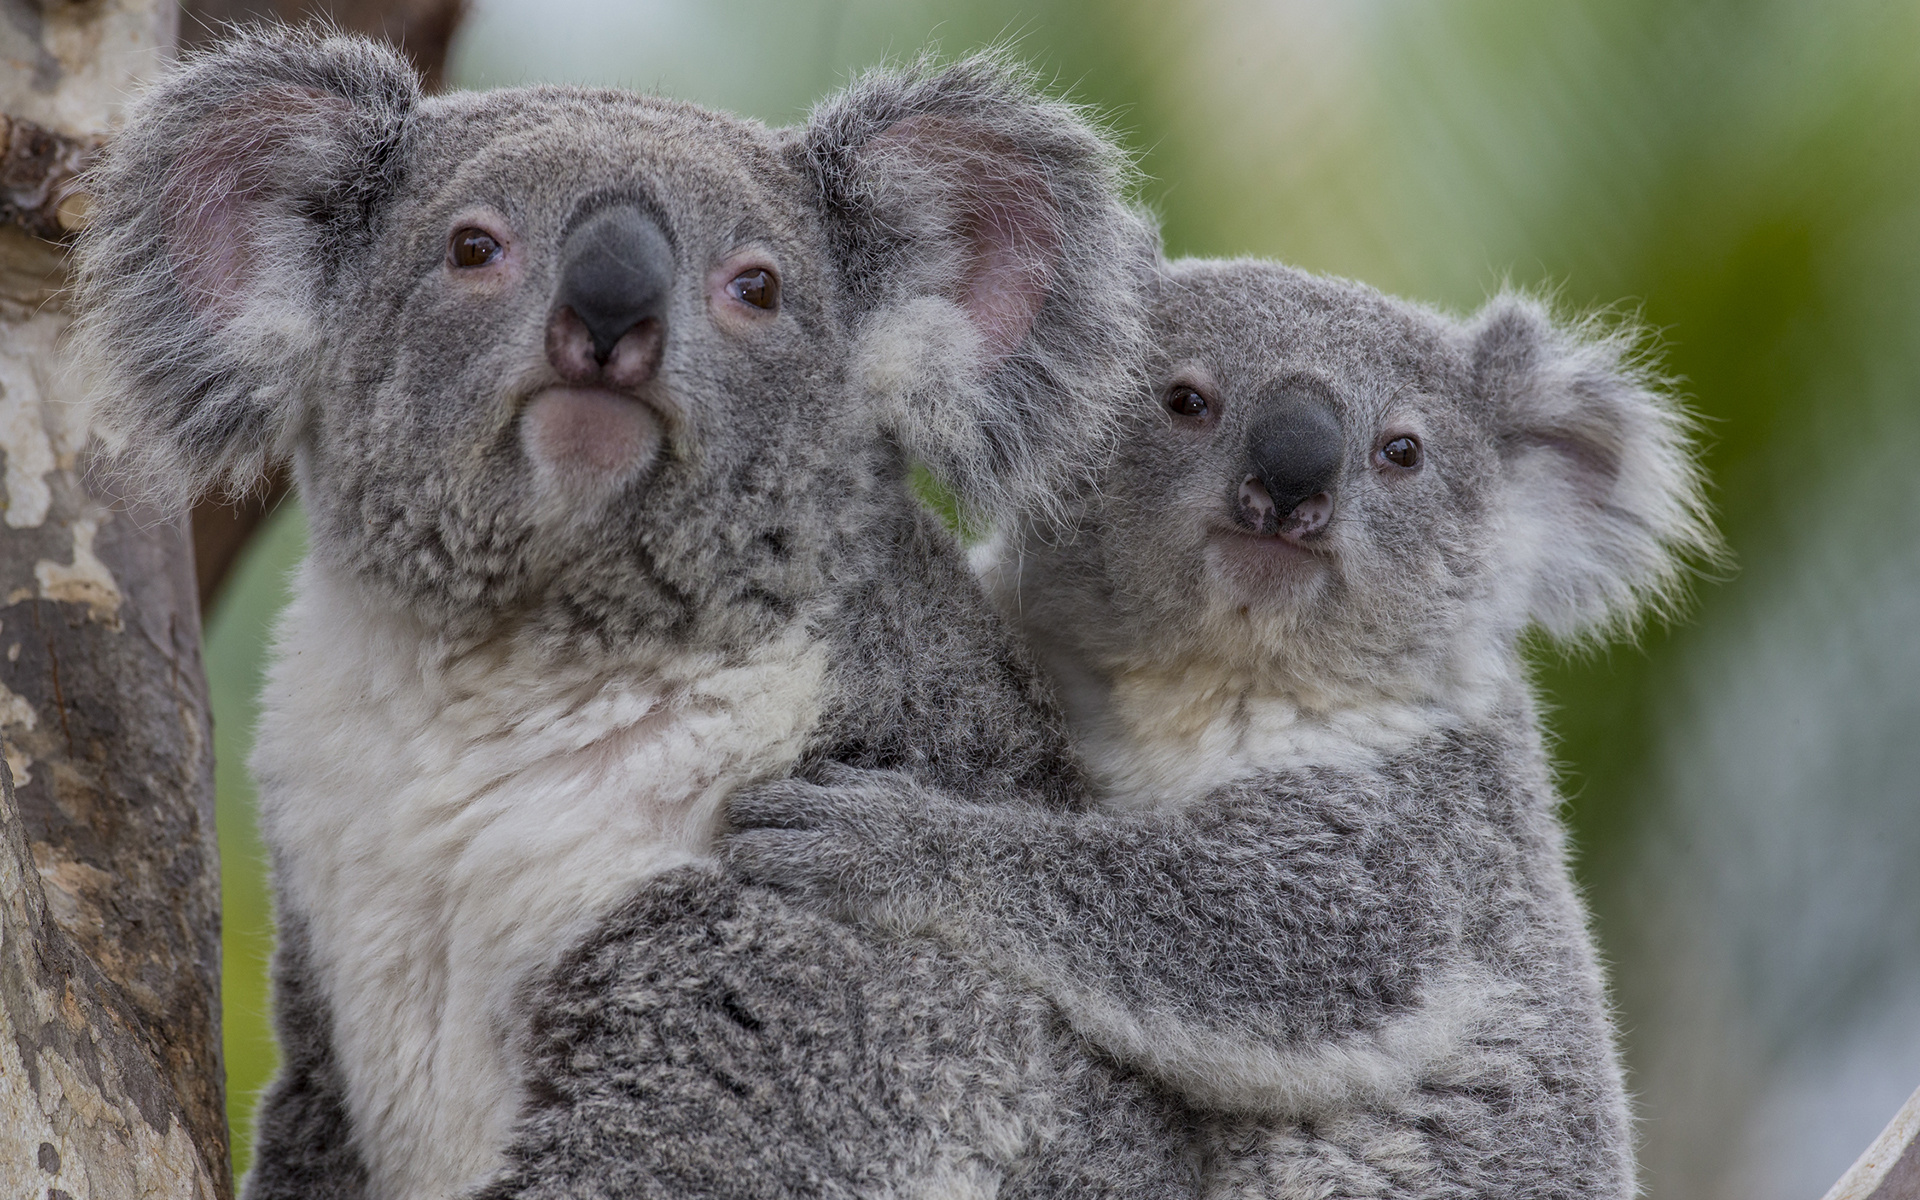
[1145,261,1492,626]
[992,257,1710,705]
[1094,260,1496,694]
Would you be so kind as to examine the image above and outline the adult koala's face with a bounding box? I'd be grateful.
[76,31,1150,648]
[309,91,849,641]
[1024,258,1709,698]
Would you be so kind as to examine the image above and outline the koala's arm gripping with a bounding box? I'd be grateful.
[725,748,1494,1114]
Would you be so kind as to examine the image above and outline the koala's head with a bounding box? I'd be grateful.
[75,29,1150,649]
[986,259,1718,707]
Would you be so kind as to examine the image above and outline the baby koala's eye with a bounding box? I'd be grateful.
[1376,435,1422,471]
[450,227,501,268]
[728,268,779,311]
[1165,385,1209,419]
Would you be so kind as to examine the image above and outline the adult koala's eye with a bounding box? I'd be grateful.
[450,228,502,268]
[728,268,779,310]
[1165,385,1209,419]
[1376,435,1422,470]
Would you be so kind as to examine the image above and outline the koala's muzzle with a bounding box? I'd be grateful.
[525,206,675,521]
[1235,380,1344,543]
[549,205,673,380]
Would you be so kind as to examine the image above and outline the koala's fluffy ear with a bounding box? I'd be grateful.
[799,54,1156,520]
[1469,295,1721,643]
[71,28,419,507]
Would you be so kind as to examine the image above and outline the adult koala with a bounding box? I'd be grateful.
[72,28,1171,1200]
[727,258,1721,1197]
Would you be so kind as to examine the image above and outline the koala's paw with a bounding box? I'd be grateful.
[724,765,945,924]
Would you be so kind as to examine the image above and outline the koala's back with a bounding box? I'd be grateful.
[1206,727,1631,1199]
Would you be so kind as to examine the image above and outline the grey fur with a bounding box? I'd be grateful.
[726,258,1722,1196]
[74,30,1150,646]
[476,868,1201,1200]
[241,907,369,1200]
[75,24,1712,1195]
[72,26,1170,1200]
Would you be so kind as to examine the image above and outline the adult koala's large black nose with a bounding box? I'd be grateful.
[554,206,673,362]
[1235,379,1345,540]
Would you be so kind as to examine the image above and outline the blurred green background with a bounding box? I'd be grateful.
[206,3,1920,1196]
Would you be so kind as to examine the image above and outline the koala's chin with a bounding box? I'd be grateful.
[1200,526,1335,612]
[519,386,665,529]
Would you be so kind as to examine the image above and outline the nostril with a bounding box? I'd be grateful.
[1236,475,1279,536]
[1278,492,1333,543]
[546,306,601,384]
[1235,477,1334,541]
[548,306,665,389]
[602,319,663,389]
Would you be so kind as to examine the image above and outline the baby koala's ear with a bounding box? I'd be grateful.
[799,52,1156,521]
[1468,294,1721,643]
[71,28,419,508]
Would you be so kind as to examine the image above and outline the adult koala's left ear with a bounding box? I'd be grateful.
[798,53,1158,521]
[1468,294,1722,643]
[70,28,420,509]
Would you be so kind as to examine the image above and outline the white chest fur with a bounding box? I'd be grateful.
[252,565,830,1200]
[1074,661,1451,813]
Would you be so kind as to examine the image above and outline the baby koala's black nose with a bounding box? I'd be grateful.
[553,205,673,362]
[1235,378,1345,540]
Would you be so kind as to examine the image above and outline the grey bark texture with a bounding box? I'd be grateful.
[0,2,229,1197]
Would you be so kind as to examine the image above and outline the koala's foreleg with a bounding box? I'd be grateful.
[725,739,1501,1118]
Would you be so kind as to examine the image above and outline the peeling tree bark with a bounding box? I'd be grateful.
[2,759,217,1200]
[0,3,228,1199]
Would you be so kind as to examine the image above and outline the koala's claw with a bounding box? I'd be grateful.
[806,761,885,788]
[723,776,884,899]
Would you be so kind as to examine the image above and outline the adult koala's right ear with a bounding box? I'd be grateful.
[799,54,1156,521]
[72,28,419,508]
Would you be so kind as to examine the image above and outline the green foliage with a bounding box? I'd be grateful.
[908,463,986,545]
[206,505,304,1178]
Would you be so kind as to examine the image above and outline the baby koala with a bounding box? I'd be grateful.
[729,256,1718,1196]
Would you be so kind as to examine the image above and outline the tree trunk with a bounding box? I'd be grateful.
[1822,1086,1920,1200]
[0,3,229,1198]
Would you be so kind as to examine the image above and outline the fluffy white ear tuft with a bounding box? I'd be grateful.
[1470,294,1723,643]
[856,294,989,437]
[69,28,419,509]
